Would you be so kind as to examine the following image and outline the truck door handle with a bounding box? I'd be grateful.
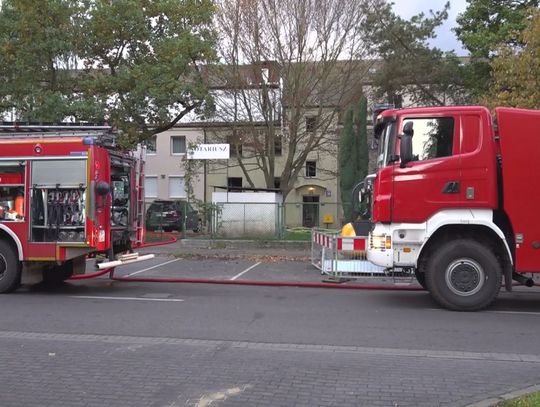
[442,181,460,194]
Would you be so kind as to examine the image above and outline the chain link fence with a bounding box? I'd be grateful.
[144,200,356,239]
[144,200,201,235]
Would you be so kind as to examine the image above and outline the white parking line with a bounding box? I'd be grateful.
[230,262,262,281]
[427,308,540,316]
[126,258,180,277]
[488,310,540,316]
[70,296,184,302]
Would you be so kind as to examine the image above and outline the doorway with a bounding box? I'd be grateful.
[302,195,319,227]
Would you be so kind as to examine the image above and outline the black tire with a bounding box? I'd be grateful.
[414,268,427,290]
[425,239,502,311]
[0,239,22,293]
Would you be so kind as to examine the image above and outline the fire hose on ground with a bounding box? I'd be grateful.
[70,233,539,290]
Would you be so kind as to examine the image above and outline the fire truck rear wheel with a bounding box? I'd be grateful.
[424,239,502,311]
[0,240,22,293]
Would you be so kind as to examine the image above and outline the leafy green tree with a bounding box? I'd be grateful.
[454,0,539,100]
[485,8,540,109]
[339,107,356,222]
[0,0,79,121]
[361,0,468,106]
[339,95,369,223]
[355,96,369,194]
[0,0,217,144]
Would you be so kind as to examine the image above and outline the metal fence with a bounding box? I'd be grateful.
[310,229,386,279]
[144,200,357,239]
[143,200,201,235]
[209,202,283,238]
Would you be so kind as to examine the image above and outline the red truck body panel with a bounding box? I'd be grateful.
[0,132,143,264]
[497,107,540,272]
[371,105,540,273]
[372,106,498,224]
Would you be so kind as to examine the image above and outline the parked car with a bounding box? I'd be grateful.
[145,200,200,232]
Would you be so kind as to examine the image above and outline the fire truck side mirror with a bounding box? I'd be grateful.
[95,181,110,196]
[400,122,414,168]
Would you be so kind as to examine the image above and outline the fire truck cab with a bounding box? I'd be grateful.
[366,106,540,311]
[0,124,147,293]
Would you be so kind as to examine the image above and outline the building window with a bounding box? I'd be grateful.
[144,136,157,155]
[274,177,281,189]
[144,176,158,198]
[168,176,186,198]
[171,136,186,155]
[274,136,282,156]
[305,161,317,177]
[261,68,269,84]
[305,116,317,132]
[227,177,242,190]
[228,137,243,157]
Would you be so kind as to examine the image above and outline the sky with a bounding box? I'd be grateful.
[391,0,469,55]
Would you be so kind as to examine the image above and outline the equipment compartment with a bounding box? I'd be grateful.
[29,159,87,243]
[30,187,86,242]
[0,162,26,221]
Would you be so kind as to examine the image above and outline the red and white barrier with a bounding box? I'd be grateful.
[312,231,333,249]
[311,230,384,276]
[337,237,366,252]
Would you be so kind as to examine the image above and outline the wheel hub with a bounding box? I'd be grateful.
[445,258,485,296]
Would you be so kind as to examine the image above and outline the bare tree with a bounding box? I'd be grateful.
[211,0,370,199]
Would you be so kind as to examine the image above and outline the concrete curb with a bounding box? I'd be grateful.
[466,383,540,407]
[179,239,311,251]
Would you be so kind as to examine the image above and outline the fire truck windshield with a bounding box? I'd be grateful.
[376,122,397,169]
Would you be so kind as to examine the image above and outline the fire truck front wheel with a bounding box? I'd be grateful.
[414,268,427,290]
[424,239,502,311]
[0,240,21,293]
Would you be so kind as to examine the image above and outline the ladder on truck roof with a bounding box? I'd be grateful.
[0,122,118,148]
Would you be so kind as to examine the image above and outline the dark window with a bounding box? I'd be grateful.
[402,117,454,161]
[305,161,317,177]
[227,177,242,189]
[171,136,186,154]
[274,136,282,156]
[149,202,176,212]
[144,135,157,154]
[274,177,281,189]
[305,116,316,132]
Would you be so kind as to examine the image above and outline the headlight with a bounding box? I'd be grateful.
[370,234,391,250]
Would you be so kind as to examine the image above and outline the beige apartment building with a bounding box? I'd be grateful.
[144,62,370,230]
[145,118,343,229]
[143,126,205,205]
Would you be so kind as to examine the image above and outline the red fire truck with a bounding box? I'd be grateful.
[365,106,540,311]
[0,124,149,293]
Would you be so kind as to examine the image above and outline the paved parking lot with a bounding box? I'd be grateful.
[108,255,326,283]
[90,249,420,287]
[3,248,540,406]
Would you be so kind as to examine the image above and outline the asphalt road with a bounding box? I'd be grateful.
[2,256,540,406]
